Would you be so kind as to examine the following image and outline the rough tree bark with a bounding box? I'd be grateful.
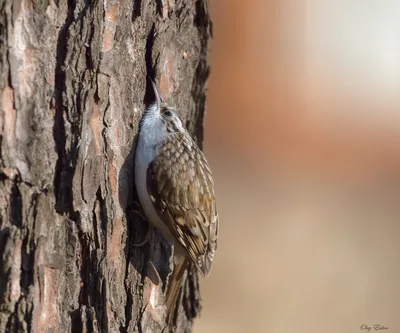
[0,0,211,332]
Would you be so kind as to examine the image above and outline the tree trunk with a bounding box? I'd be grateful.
[0,0,211,332]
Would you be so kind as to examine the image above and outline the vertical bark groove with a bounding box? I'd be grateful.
[53,0,77,215]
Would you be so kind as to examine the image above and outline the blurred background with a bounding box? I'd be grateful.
[195,1,400,332]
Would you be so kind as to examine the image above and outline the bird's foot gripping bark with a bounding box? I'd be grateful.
[131,201,152,247]
[132,224,152,247]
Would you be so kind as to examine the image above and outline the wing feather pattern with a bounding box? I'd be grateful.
[147,132,218,276]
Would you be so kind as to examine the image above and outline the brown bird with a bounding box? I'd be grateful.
[134,79,219,326]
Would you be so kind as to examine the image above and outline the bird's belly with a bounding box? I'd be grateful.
[135,155,176,245]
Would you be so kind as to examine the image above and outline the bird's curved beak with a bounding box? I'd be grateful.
[149,77,163,110]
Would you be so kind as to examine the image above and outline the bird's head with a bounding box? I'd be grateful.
[141,79,185,141]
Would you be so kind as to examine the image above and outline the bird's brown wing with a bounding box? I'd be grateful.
[146,133,218,276]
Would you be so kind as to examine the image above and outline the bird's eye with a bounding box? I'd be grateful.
[164,110,172,117]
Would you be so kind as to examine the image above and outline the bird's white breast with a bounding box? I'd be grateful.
[134,105,177,244]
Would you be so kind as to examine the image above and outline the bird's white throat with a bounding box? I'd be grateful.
[138,104,168,153]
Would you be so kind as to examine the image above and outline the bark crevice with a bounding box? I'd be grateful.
[53,0,77,215]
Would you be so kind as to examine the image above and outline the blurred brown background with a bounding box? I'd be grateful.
[195,1,400,332]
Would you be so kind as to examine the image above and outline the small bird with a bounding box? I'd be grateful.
[134,78,219,324]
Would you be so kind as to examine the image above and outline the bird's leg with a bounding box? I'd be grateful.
[131,201,151,247]
[131,226,151,247]
[131,201,148,221]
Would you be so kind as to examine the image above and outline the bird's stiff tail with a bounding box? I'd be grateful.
[166,256,189,327]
